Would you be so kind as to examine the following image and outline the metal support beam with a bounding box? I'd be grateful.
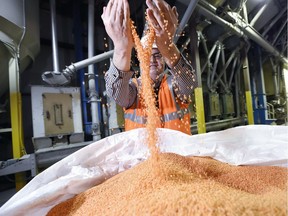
[88,0,101,141]
[189,17,206,134]
[197,0,288,64]
[250,0,269,27]
[9,56,26,190]
[0,154,37,177]
[250,45,270,124]
[282,63,288,124]
[50,0,60,73]
[242,4,254,125]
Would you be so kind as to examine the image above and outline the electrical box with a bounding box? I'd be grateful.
[31,86,84,149]
[43,93,74,136]
[209,93,221,117]
[222,93,235,116]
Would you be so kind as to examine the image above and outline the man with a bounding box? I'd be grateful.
[102,0,197,135]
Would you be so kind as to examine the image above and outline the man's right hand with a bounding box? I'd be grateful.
[101,0,134,72]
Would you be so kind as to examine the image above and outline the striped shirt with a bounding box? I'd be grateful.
[105,55,198,109]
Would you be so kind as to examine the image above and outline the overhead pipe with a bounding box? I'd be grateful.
[250,0,270,27]
[63,50,114,76]
[42,0,68,85]
[174,0,200,43]
[50,0,59,73]
[197,0,288,64]
[197,2,245,38]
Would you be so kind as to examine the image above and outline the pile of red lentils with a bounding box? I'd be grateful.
[47,153,288,215]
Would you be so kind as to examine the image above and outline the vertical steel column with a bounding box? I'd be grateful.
[73,1,90,135]
[250,45,269,124]
[9,57,26,190]
[283,63,288,124]
[7,0,27,191]
[50,0,60,73]
[88,0,101,141]
[189,17,206,134]
[234,64,241,117]
[243,62,254,125]
[242,4,254,125]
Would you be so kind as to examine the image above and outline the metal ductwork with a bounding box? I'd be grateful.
[197,0,288,64]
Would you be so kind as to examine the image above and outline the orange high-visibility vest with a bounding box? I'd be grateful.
[124,75,191,135]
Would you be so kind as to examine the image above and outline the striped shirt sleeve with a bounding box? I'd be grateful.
[104,60,137,108]
[169,54,198,103]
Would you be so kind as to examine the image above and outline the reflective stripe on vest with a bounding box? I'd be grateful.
[160,108,189,122]
[124,111,146,124]
[124,107,189,124]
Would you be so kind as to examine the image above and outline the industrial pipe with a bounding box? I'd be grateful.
[191,117,246,134]
[63,50,114,77]
[50,0,60,74]
[197,0,288,64]
[42,0,69,85]
[174,0,200,43]
[249,0,269,27]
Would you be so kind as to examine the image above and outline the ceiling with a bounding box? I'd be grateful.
[39,0,287,59]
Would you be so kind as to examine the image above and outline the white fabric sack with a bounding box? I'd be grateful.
[0,125,287,216]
